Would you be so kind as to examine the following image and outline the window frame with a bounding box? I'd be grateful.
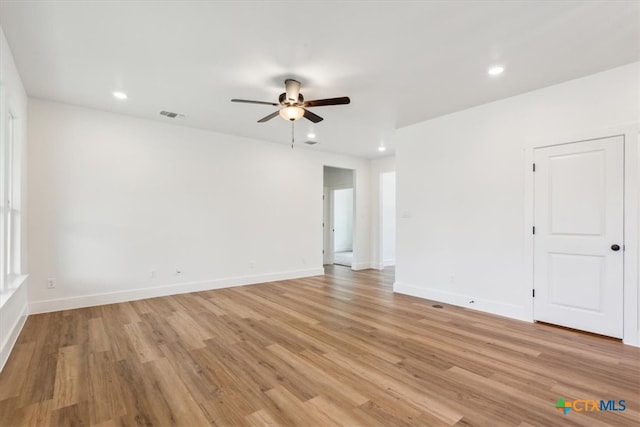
[1,107,23,294]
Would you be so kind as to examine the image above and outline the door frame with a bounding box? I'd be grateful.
[532,136,624,337]
[322,166,357,270]
[524,124,639,346]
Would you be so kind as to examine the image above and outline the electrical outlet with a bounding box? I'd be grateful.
[47,278,56,289]
[150,270,156,279]
[175,268,182,275]
[449,274,455,284]
[249,261,255,269]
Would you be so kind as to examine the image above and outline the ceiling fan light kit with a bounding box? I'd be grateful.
[279,105,305,121]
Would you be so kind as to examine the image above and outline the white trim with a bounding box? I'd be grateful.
[524,124,639,346]
[0,296,28,372]
[394,281,530,322]
[383,259,396,267]
[523,148,535,322]
[29,267,324,314]
[357,262,384,270]
[351,262,375,271]
[623,129,639,346]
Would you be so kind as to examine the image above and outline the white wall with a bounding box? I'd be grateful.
[395,62,639,345]
[369,156,395,268]
[323,166,354,188]
[28,99,372,312]
[381,171,396,266]
[0,26,29,371]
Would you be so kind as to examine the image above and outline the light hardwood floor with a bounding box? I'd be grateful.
[1,266,638,426]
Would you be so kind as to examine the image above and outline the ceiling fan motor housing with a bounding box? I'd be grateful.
[279,92,304,105]
[284,79,301,103]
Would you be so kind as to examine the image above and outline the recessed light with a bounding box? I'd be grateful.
[378,146,387,152]
[488,66,504,76]
[307,133,316,139]
[112,91,128,100]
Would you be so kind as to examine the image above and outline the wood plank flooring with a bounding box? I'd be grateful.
[1,266,639,426]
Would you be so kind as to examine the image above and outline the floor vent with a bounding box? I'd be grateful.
[432,304,444,309]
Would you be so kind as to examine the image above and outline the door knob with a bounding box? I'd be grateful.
[611,244,620,251]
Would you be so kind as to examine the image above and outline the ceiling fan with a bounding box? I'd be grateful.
[231,79,350,123]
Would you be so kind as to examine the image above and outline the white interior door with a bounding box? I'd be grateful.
[533,136,624,338]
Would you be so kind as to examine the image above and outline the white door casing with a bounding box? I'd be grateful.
[533,135,624,338]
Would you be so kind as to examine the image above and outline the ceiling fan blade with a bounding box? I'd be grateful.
[257,110,280,123]
[304,96,351,107]
[303,109,324,123]
[231,99,279,106]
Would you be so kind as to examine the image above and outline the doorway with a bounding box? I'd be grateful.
[323,166,355,268]
[533,135,624,338]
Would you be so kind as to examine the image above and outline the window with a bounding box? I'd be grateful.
[0,110,22,293]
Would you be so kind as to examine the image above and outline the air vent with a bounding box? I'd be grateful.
[160,110,185,119]
[304,140,318,145]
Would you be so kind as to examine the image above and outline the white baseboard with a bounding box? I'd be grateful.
[0,298,28,372]
[29,268,324,314]
[351,262,374,271]
[393,281,531,322]
[625,331,640,347]
[383,259,395,267]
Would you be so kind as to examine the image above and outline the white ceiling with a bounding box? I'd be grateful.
[1,1,638,158]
